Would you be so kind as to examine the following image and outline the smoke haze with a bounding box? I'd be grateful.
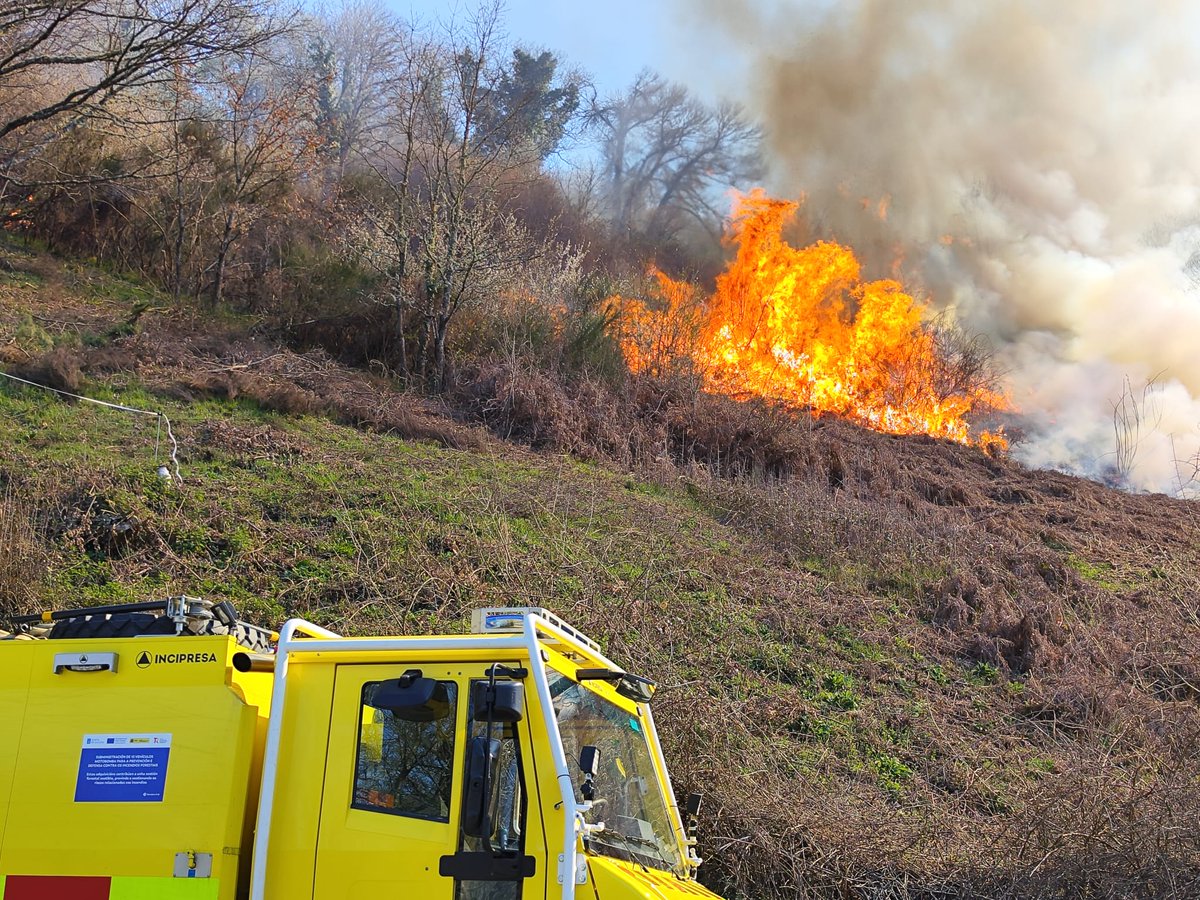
[688,0,1200,494]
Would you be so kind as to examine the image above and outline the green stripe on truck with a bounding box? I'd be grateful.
[109,877,219,899]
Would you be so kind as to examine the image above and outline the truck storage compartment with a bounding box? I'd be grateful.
[0,633,272,900]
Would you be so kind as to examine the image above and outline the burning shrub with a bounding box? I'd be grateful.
[607,268,706,377]
[611,190,1010,448]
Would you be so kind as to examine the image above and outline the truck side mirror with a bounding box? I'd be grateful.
[616,673,656,704]
[462,736,501,838]
[371,671,451,722]
[470,680,524,723]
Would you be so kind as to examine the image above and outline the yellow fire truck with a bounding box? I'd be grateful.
[0,599,720,900]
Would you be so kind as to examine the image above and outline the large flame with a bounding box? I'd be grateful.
[614,190,1008,449]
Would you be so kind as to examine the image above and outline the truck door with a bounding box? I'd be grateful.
[314,664,464,899]
[313,664,546,900]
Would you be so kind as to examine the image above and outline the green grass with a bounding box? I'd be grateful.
[869,752,914,793]
[1066,552,1124,590]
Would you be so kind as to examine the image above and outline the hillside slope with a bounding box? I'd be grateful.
[2,240,1199,899]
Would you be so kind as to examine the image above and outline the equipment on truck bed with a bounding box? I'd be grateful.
[7,595,275,652]
[0,601,721,900]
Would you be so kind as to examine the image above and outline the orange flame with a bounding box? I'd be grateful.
[613,190,1008,449]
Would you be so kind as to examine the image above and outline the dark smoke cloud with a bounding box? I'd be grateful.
[687,0,1200,493]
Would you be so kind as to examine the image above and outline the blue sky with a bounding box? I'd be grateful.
[388,0,747,101]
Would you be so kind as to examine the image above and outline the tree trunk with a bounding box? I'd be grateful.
[433,313,449,392]
[210,208,237,306]
[171,177,186,302]
[393,291,408,375]
[414,311,430,384]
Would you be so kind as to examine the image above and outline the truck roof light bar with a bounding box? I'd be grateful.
[470,607,601,654]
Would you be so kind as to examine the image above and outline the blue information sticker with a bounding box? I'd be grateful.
[75,733,172,802]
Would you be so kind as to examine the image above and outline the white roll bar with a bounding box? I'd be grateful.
[250,618,339,900]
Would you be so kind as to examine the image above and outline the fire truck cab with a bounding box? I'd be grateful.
[0,603,720,900]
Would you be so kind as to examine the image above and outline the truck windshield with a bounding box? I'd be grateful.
[548,671,684,874]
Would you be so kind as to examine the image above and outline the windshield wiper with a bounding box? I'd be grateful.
[609,831,660,851]
[588,822,672,867]
[587,825,656,871]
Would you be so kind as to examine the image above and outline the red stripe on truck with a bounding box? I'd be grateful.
[4,875,111,900]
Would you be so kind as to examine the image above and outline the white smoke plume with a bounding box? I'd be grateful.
[689,0,1200,494]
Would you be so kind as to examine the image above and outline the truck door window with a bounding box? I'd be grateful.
[455,690,526,900]
[353,680,458,821]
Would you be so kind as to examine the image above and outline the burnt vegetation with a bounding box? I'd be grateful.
[2,2,1199,899]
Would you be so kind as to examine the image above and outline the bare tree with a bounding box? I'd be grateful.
[340,21,441,373]
[411,3,565,388]
[200,45,315,305]
[307,0,401,176]
[1112,375,1163,485]
[1170,435,1200,499]
[0,0,285,144]
[344,2,581,388]
[591,70,762,243]
[558,161,606,223]
[158,64,219,299]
